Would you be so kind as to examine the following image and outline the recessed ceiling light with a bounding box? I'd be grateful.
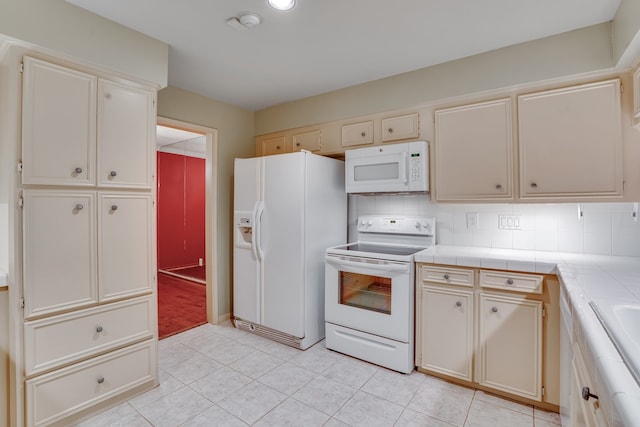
[267,0,296,11]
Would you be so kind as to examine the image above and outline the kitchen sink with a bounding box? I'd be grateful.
[590,299,640,386]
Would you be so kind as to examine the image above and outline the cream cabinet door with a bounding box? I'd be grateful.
[418,284,474,381]
[478,293,542,401]
[434,99,513,201]
[518,80,622,198]
[292,130,321,152]
[21,57,96,186]
[97,80,155,189]
[98,193,154,301]
[259,135,290,156]
[381,113,419,142]
[23,191,98,318]
[341,120,374,147]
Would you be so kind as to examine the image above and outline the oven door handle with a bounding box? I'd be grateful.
[325,256,409,272]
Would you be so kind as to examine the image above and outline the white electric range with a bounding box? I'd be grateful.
[324,215,435,373]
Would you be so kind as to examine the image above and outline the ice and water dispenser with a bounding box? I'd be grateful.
[234,211,253,248]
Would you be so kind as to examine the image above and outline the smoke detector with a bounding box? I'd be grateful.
[226,12,261,30]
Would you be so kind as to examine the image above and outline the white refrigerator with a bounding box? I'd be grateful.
[233,151,346,349]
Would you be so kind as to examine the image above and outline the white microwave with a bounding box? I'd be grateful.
[345,141,429,194]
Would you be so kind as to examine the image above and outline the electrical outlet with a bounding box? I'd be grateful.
[498,214,521,230]
[466,212,480,230]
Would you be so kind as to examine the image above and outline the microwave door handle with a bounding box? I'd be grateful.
[400,152,408,183]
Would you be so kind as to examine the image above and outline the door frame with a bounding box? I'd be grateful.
[156,117,219,324]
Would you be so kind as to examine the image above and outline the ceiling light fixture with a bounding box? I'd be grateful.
[267,0,296,11]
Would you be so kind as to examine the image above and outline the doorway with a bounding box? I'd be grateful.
[156,118,218,338]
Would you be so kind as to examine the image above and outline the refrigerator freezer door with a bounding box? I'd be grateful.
[260,153,305,337]
[233,158,261,324]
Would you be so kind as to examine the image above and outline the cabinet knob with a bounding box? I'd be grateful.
[96,325,103,333]
[361,132,366,137]
[455,301,462,307]
[443,274,450,280]
[530,182,538,188]
[97,376,105,384]
[75,204,84,211]
[296,143,300,146]
[506,278,514,285]
[495,184,503,191]
[75,167,83,174]
[387,128,394,133]
[491,307,498,313]
[110,171,117,177]
[581,386,598,401]
[111,205,118,211]
[276,146,281,150]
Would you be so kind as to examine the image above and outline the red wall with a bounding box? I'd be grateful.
[157,152,206,270]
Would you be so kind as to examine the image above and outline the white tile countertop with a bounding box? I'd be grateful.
[415,245,640,426]
[0,269,6,290]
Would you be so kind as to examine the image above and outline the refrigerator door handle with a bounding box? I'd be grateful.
[255,201,265,261]
[249,201,260,260]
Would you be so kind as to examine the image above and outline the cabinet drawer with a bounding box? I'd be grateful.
[420,265,474,287]
[479,270,543,294]
[341,121,374,147]
[24,297,153,375]
[381,113,419,142]
[26,340,155,427]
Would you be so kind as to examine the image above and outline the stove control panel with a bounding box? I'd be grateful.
[357,215,435,236]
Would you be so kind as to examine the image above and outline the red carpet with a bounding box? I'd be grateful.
[158,272,207,339]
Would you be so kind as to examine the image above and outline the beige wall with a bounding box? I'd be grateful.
[0,290,8,427]
[255,23,615,134]
[0,0,168,87]
[157,86,255,317]
[613,0,640,67]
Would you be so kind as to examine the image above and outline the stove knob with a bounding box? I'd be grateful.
[415,221,421,229]
[367,220,373,226]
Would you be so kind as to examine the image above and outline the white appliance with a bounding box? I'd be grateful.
[233,151,347,350]
[325,215,435,373]
[345,141,429,194]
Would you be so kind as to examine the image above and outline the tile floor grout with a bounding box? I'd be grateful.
[77,321,562,427]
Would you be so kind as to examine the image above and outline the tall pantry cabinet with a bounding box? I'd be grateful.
[12,54,158,426]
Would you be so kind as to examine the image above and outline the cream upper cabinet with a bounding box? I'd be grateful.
[434,99,513,201]
[258,135,289,156]
[97,80,155,189]
[292,129,321,152]
[417,282,474,382]
[381,113,419,142]
[518,80,623,199]
[22,190,98,318]
[341,120,374,147]
[21,57,97,186]
[478,293,542,401]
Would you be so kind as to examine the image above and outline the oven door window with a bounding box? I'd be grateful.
[339,271,391,315]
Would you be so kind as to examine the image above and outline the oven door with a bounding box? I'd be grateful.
[325,254,413,342]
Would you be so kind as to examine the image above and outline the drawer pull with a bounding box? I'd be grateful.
[455,301,462,307]
[110,170,118,177]
[74,167,83,174]
[387,128,393,133]
[361,132,366,137]
[581,386,598,401]
[530,182,538,188]
[96,325,103,333]
[491,307,498,313]
[75,204,84,211]
[506,278,514,285]
[97,376,105,384]
[111,205,118,211]
[495,184,503,191]
[443,274,450,280]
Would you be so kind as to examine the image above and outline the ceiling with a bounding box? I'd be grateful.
[156,125,206,158]
[67,0,621,111]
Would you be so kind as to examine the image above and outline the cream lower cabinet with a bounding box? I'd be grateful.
[418,284,474,381]
[417,264,557,408]
[478,293,542,401]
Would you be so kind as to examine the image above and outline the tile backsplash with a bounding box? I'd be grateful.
[349,195,640,257]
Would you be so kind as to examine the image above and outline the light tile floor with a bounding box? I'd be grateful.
[77,322,562,426]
